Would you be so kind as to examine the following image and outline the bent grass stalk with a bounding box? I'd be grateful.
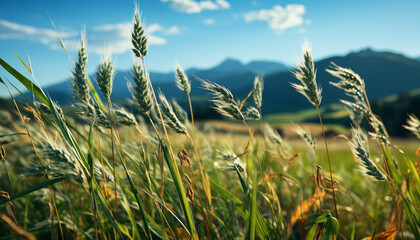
[2,83,65,239]
[175,63,213,220]
[316,106,339,221]
[132,11,196,235]
[291,41,339,227]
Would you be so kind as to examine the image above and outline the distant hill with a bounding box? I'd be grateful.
[39,58,288,105]
[243,48,420,113]
[22,48,420,115]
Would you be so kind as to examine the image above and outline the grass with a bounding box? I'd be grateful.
[1,5,420,240]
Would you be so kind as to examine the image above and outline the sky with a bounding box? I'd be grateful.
[1,0,420,97]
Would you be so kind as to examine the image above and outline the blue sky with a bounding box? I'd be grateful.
[1,0,420,96]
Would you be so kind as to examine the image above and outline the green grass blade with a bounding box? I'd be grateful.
[0,58,48,104]
[119,183,141,240]
[95,190,126,239]
[160,139,194,238]
[210,179,243,205]
[0,177,66,205]
[235,165,248,193]
[0,133,27,138]
[13,51,32,75]
[86,76,107,113]
[246,170,258,240]
[136,186,190,234]
[116,148,152,239]
[407,157,420,194]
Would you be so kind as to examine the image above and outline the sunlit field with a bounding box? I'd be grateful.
[1,5,420,240]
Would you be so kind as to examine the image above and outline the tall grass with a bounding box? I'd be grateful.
[0,5,420,240]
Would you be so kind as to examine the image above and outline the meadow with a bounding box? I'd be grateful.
[1,6,420,240]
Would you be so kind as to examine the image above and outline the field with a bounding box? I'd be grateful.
[1,7,420,240]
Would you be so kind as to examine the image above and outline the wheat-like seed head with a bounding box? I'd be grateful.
[77,100,111,128]
[350,127,387,181]
[24,142,85,184]
[131,8,148,59]
[243,106,261,120]
[295,125,316,151]
[403,114,420,139]
[327,62,365,89]
[291,41,322,107]
[212,100,244,121]
[35,101,64,119]
[129,61,152,113]
[253,75,263,109]
[340,99,369,115]
[198,78,244,121]
[172,99,188,123]
[345,106,364,127]
[71,33,90,103]
[216,149,245,172]
[114,108,137,126]
[330,80,365,102]
[158,92,187,134]
[327,63,366,103]
[175,63,191,95]
[96,52,115,100]
[199,78,235,103]
[264,123,283,146]
[368,115,391,146]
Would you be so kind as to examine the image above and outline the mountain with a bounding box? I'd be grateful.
[240,48,420,113]
[39,58,289,105]
[24,49,420,115]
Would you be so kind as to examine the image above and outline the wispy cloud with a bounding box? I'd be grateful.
[203,18,215,25]
[161,0,230,14]
[0,19,77,44]
[0,19,181,55]
[243,4,306,34]
[147,23,182,35]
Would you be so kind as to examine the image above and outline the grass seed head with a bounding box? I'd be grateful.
[114,108,137,126]
[264,123,283,146]
[253,75,263,109]
[291,41,322,107]
[199,78,244,121]
[175,63,191,95]
[327,62,365,89]
[159,92,187,134]
[295,125,316,151]
[340,99,369,115]
[172,99,188,123]
[243,106,261,120]
[129,61,153,113]
[350,127,388,181]
[369,115,391,146]
[71,33,90,103]
[96,52,115,100]
[403,114,420,139]
[131,8,148,59]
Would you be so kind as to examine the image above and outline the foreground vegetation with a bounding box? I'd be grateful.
[1,6,420,240]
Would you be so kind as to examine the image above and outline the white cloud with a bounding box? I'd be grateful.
[203,18,215,25]
[216,0,230,9]
[243,4,306,34]
[161,0,230,14]
[0,19,180,55]
[164,26,181,35]
[0,19,77,44]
